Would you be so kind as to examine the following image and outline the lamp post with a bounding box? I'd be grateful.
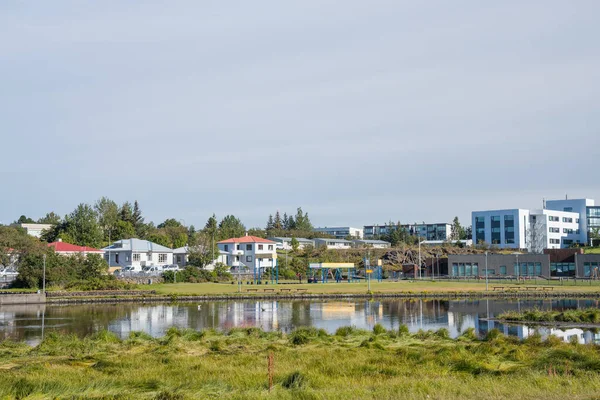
[485,251,489,291]
[516,253,519,282]
[42,254,46,293]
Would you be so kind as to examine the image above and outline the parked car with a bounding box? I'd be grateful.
[115,265,142,275]
[163,264,180,272]
[142,265,163,276]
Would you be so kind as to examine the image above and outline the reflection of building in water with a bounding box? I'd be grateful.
[108,305,190,337]
[217,301,281,332]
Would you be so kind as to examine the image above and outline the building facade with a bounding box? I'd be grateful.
[217,236,277,270]
[364,223,452,241]
[314,227,363,239]
[172,246,226,270]
[352,239,391,249]
[471,208,582,251]
[18,223,53,238]
[313,238,353,249]
[545,198,598,246]
[268,237,314,250]
[103,238,174,269]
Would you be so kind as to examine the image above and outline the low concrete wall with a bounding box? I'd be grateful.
[0,292,46,305]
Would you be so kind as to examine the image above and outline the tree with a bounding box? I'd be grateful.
[290,258,305,278]
[37,212,61,225]
[274,211,283,229]
[119,202,133,224]
[218,215,246,240]
[591,227,600,247]
[157,218,183,229]
[451,216,465,241]
[114,220,136,240]
[65,204,103,248]
[15,215,35,224]
[94,197,119,242]
[293,207,312,231]
[282,213,290,230]
[266,215,274,230]
[188,232,220,269]
[132,201,145,236]
[290,237,300,253]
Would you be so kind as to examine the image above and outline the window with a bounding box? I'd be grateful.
[246,255,252,262]
[549,239,560,244]
[246,244,252,251]
[158,254,167,263]
[563,228,574,234]
[258,244,263,250]
[499,265,507,275]
[115,253,120,264]
[133,253,141,262]
[484,269,495,276]
[268,245,273,250]
[126,256,130,262]
[535,263,542,275]
[176,255,182,263]
[576,218,580,223]
[563,217,573,223]
[549,216,559,222]
[236,245,240,250]
[224,245,229,252]
[564,207,573,212]
[549,227,560,233]
[551,263,575,277]
[563,239,573,245]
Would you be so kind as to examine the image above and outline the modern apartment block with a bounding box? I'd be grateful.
[471,200,592,251]
[363,223,452,241]
[314,227,363,239]
[545,198,599,246]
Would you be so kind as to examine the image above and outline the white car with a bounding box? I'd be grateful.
[142,265,163,276]
[115,265,142,275]
[162,264,180,272]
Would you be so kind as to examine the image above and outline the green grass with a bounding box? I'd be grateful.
[0,327,600,399]
[499,308,600,324]
[584,247,600,254]
[148,280,600,296]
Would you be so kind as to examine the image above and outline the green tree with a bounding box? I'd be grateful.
[37,212,61,225]
[158,218,183,229]
[266,214,274,230]
[94,197,119,242]
[146,233,172,248]
[293,207,313,231]
[451,216,466,240]
[132,200,146,237]
[15,215,35,224]
[65,204,103,248]
[282,213,290,230]
[218,215,246,240]
[119,202,133,224]
[274,211,283,229]
[188,232,220,269]
[590,227,600,246]
[114,220,136,240]
[291,237,300,253]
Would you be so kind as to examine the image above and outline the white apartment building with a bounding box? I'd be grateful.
[314,227,363,239]
[103,238,174,269]
[19,223,53,238]
[217,236,277,271]
[472,208,582,251]
[352,239,391,249]
[313,238,353,249]
[545,198,598,246]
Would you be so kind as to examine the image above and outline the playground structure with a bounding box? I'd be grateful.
[308,263,358,283]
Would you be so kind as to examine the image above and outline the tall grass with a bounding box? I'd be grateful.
[0,326,599,399]
[500,308,600,324]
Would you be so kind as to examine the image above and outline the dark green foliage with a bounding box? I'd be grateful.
[281,371,307,389]
[373,323,386,335]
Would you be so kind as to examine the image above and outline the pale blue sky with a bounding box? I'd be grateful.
[1,1,599,229]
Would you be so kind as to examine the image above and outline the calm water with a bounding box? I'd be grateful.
[1,299,599,346]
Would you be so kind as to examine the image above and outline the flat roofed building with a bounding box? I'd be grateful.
[313,238,353,249]
[352,239,391,249]
[19,223,53,238]
[268,237,314,250]
[364,223,452,241]
[314,227,363,239]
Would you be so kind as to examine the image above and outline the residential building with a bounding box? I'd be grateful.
[421,239,473,247]
[19,223,53,238]
[102,238,173,269]
[313,238,353,249]
[364,223,452,241]
[172,246,226,270]
[352,239,391,249]
[268,237,314,250]
[545,198,598,246]
[217,236,277,271]
[314,227,363,239]
[48,240,104,256]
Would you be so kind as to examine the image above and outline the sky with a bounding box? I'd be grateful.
[1,1,599,229]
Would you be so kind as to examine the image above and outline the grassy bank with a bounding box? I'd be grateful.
[1,326,600,399]
[500,308,600,324]
[148,280,600,296]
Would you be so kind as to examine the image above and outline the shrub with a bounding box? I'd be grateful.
[372,324,386,335]
[398,324,410,336]
[435,328,450,339]
[282,371,307,389]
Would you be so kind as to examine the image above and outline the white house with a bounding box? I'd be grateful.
[268,237,314,250]
[352,239,391,249]
[172,246,226,270]
[217,236,277,271]
[313,238,353,249]
[103,238,173,270]
[19,223,53,238]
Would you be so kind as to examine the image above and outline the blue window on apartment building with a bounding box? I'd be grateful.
[503,215,515,244]
[451,263,479,276]
[475,216,485,244]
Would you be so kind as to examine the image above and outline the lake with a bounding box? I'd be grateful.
[1,298,599,346]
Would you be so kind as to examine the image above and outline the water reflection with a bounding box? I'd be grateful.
[1,299,599,346]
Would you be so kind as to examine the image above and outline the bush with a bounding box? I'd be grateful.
[398,324,410,336]
[372,324,386,335]
[282,371,307,389]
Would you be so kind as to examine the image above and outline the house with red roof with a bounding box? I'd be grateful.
[48,239,104,256]
[217,235,277,271]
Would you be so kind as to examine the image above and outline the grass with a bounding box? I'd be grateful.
[148,280,600,296]
[1,326,600,399]
[585,247,600,254]
[499,308,600,324]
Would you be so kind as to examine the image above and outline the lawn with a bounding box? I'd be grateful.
[0,326,599,399]
[150,279,600,296]
[585,247,600,254]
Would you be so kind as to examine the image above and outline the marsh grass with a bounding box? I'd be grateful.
[500,308,600,324]
[0,327,599,399]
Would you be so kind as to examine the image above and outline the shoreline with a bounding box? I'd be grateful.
[44,290,600,304]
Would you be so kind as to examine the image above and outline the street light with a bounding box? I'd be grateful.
[418,238,426,279]
[42,254,46,293]
[485,251,489,291]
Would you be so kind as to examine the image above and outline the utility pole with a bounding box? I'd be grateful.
[42,254,46,293]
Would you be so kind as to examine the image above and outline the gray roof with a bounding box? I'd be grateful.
[103,238,173,252]
[269,237,314,243]
[353,239,391,245]
[314,238,352,244]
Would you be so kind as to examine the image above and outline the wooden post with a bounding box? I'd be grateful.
[268,352,274,392]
